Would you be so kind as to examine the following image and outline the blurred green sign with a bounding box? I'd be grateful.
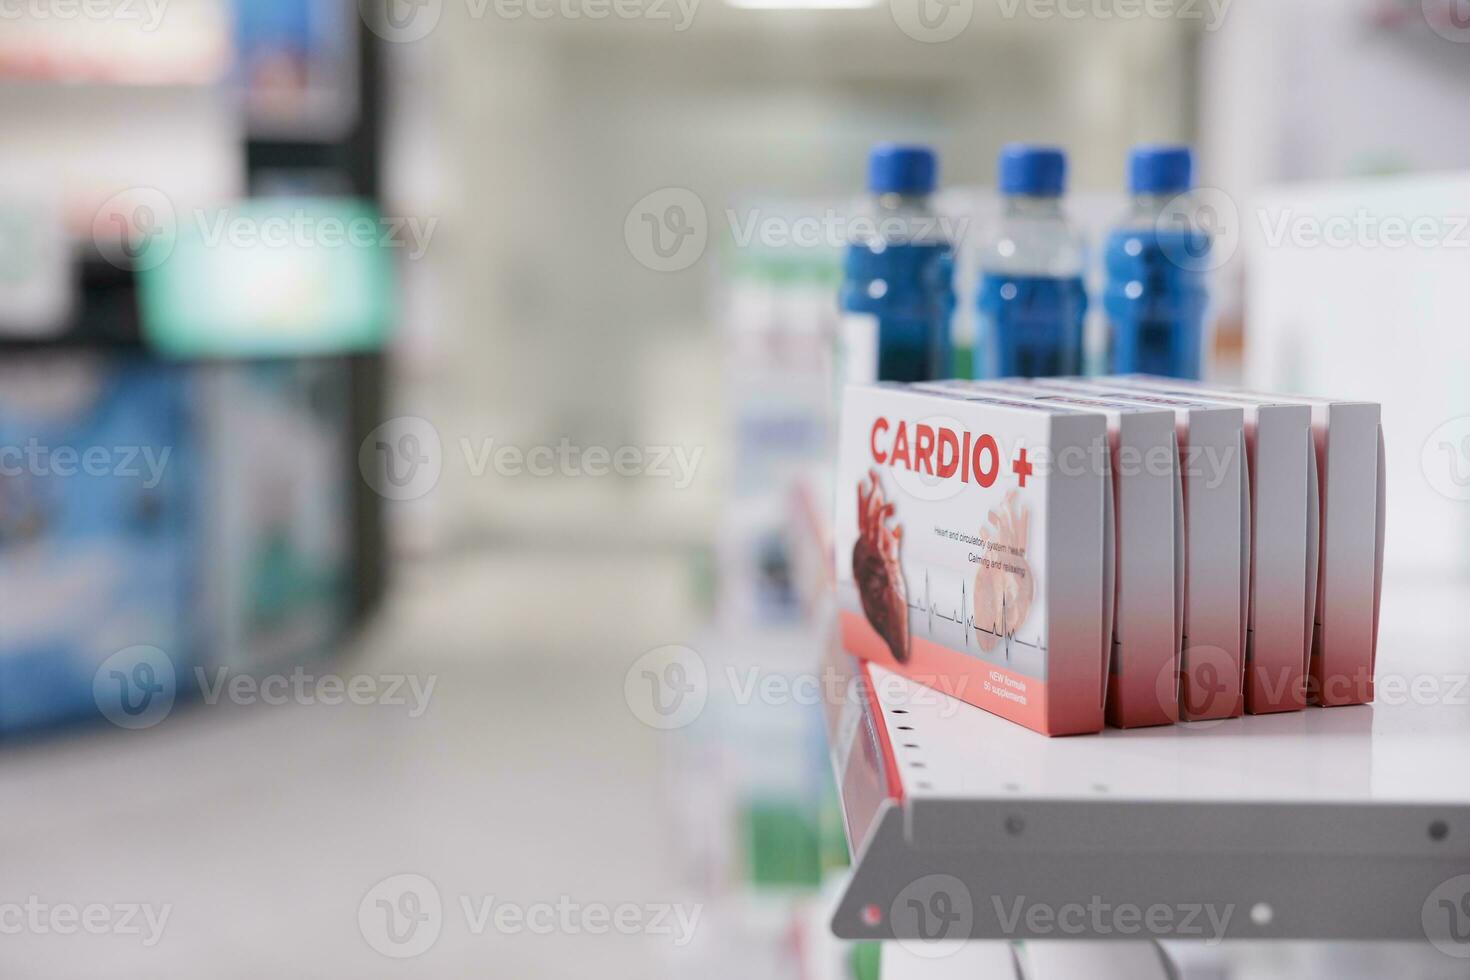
[137,197,399,358]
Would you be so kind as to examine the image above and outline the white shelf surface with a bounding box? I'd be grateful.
[823,581,1470,945]
[870,656,1470,807]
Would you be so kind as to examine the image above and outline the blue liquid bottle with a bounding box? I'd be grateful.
[975,144,1087,379]
[1104,145,1210,379]
[838,144,955,384]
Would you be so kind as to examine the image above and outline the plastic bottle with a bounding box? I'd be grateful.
[975,144,1088,379]
[1104,145,1210,379]
[837,144,955,385]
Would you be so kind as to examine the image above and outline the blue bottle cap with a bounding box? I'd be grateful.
[1129,145,1194,196]
[997,144,1067,197]
[867,143,938,196]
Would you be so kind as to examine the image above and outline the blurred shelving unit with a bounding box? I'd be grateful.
[0,0,399,732]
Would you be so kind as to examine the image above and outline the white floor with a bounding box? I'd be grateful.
[4,555,1470,977]
[0,551,702,978]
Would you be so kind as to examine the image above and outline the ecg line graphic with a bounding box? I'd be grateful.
[908,569,1046,659]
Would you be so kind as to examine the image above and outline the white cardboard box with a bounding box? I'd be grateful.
[835,383,1114,736]
[928,380,1183,729]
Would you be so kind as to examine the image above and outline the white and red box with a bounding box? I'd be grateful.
[1041,377,1319,714]
[928,381,1183,729]
[1114,376,1384,707]
[835,383,1115,736]
[1027,383,1250,722]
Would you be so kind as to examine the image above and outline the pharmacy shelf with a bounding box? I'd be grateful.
[821,627,1470,945]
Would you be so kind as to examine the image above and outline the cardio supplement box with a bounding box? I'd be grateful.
[1115,376,1383,707]
[1027,382,1250,721]
[929,381,1183,728]
[1093,377,1320,713]
[835,383,1114,736]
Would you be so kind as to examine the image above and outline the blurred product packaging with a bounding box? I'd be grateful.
[0,353,354,731]
[0,355,198,731]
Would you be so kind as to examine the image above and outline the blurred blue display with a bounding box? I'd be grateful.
[0,356,198,731]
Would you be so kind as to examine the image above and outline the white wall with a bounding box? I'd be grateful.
[402,7,1198,547]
